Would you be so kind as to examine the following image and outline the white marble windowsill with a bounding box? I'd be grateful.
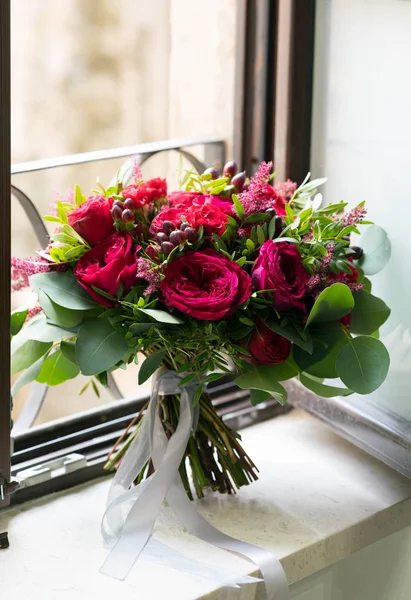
[1,411,411,600]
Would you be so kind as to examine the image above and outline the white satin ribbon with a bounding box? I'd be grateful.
[100,368,289,600]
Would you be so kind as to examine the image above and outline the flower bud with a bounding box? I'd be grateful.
[146,244,160,262]
[350,245,364,260]
[111,205,123,221]
[156,232,169,244]
[274,216,283,237]
[161,241,175,257]
[124,198,135,210]
[265,207,276,217]
[223,161,237,178]
[113,200,125,210]
[162,220,176,234]
[121,209,135,224]
[231,171,246,191]
[185,227,198,244]
[203,167,219,180]
[180,222,190,231]
[169,230,185,246]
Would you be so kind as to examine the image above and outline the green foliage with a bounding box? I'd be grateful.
[11,306,29,336]
[235,366,288,405]
[30,272,99,310]
[37,290,84,328]
[138,349,166,385]
[335,335,390,394]
[76,319,128,376]
[299,373,353,398]
[11,339,52,374]
[60,340,77,364]
[36,350,80,385]
[293,325,345,371]
[306,284,354,327]
[358,225,391,275]
[11,355,46,397]
[350,290,391,335]
[262,314,313,353]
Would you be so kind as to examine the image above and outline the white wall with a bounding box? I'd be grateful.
[310,0,411,419]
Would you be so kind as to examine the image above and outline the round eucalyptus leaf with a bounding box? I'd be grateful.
[358,225,391,276]
[336,336,390,394]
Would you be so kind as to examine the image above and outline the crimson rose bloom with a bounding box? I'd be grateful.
[252,241,307,311]
[247,321,291,365]
[74,232,138,307]
[121,178,167,208]
[149,207,183,236]
[161,250,252,320]
[68,194,114,247]
[186,203,229,237]
[169,191,234,216]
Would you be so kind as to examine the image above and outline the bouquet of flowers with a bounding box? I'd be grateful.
[11,160,391,501]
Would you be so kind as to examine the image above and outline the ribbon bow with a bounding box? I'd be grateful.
[100,368,289,599]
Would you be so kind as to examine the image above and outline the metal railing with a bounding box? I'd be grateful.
[11,137,225,431]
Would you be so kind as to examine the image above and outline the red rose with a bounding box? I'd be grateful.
[121,178,167,208]
[74,232,138,307]
[68,195,114,246]
[161,250,252,320]
[186,203,229,237]
[252,241,307,311]
[169,191,234,216]
[150,207,183,236]
[246,320,291,365]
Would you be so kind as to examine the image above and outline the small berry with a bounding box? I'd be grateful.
[351,245,364,260]
[111,205,123,221]
[180,222,190,231]
[121,209,135,224]
[223,161,237,177]
[265,207,276,217]
[231,171,246,191]
[169,230,185,245]
[162,220,176,234]
[161,241,175,257]
[124,198,135,210]
[185,227,198,244]
[274,216,283,237]
[242,181,250,192]
[156,232,169,244]
[146,245,160,261]
[113,200,125,210]
[203,167,219,180]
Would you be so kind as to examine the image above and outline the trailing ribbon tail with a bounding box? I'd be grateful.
[100,368,289,599]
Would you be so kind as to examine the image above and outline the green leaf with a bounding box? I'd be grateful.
[11,355,46,397]
[249,389,271,406]
[336,336,390,394]
[262,314,313,353]
[299,373,353,398]
[74,184,85,206]
[60,340,77,364]
[36,350,80,385]
[305,331,349,379]
[135,308,184,325]
[11,315,74,353]
[11,339,52,374]
[37,290,84,328]
[138,349,166,385]
[306,284,354,327]
[129,322,155,336]
[76,319,128,376]
[235,366,288,405]
[293,326,346,371]
[11,306,29,336]
[244,213,271,224]
[212,233,228,252]
[350,290,391,335]
[232,194,245,220]
[95,371,108,388]
[358,225,391,275]
[256,225,265,245]
[30,272,98,310]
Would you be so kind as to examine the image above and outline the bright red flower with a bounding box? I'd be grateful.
[74,233,138,307]
[67,195,114,247]
[246,320,291,365]
[121,178,167,208]
[161,250,251,320]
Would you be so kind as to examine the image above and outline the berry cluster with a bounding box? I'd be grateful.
[157,220,199,257]
[204,161,249,193]
[111,199,136,226]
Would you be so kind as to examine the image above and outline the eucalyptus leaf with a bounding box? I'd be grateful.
[299,373,353,398]
[11,306,29,336]
[358,225,391,275]
[37,289,84,328]
[336,336,390,394]
[294,326,346,371]
[76,319,128,376]
[135,308,184,325]
[60,340,77,364]
[11,355,46,397]
[262,314,313,353]
[11,339,52,374]
[36,350,80,386]
[249,389,272,406]
[350,290,391,335]
[306,284,354,327]
[30,272,98,310]
[235,366,288,405]
[11,315,74,353]
[138,349,166,385]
